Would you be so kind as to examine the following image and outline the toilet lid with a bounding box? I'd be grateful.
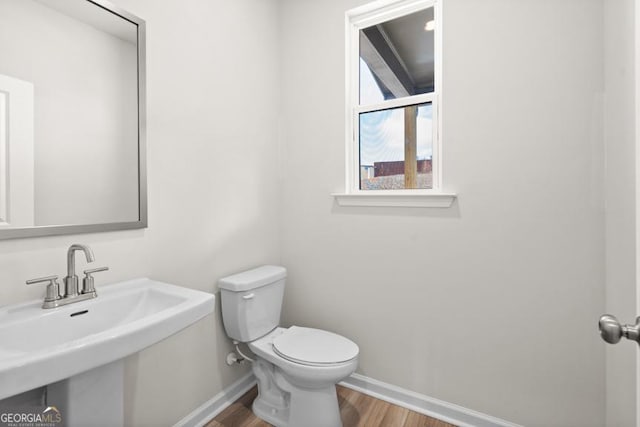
[272,326,359,366]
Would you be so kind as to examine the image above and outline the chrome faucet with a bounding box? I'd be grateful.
[65,244,95,297]
[26,244,108,309]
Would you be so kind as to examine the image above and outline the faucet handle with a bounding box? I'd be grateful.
[82,266,108,295]
[26,275,61,303]
[83,266,109,275]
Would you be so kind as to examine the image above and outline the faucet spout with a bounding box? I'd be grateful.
[65,244,94,297]
[67,244,94,276]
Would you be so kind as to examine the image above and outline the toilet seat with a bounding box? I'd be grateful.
[272,326,359,367]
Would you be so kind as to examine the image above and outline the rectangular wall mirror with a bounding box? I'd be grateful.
[0,0,146,240]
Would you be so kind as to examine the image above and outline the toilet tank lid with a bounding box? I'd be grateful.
[218,265,287,292]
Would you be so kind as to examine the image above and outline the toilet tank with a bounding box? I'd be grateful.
[219,265,286,342]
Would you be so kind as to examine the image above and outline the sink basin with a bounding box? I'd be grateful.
[0,277,214,400]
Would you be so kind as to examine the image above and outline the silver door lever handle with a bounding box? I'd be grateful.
[599,314,640,345]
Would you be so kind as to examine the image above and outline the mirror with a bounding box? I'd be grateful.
[0,0,146,239]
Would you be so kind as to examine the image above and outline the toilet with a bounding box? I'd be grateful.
[219,265,359,427]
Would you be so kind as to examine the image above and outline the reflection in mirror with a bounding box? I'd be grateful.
[0,0,145,237]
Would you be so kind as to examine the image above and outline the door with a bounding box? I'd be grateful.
[599,1,640,425]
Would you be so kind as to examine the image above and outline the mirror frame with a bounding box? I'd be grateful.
[0,0,147,240]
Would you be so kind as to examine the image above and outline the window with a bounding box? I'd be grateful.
[338,0,453,207]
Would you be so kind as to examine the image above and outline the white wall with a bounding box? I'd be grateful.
[278,0,606,426]
[0,0,281,425]
[0,0,138,226]
[604,0,637,425]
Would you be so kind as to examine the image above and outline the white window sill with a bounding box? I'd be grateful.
[332,192,456,208]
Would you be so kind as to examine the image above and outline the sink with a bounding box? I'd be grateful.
[0,277,214,401]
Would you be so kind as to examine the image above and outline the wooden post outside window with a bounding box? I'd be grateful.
[404,105,418,189]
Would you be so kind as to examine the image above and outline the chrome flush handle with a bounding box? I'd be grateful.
[599,314,640,345]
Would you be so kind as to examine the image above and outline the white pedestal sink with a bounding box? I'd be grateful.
[47,360,125,427]
[0,278,214,426]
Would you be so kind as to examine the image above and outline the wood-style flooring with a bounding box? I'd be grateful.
[206,385,457,427]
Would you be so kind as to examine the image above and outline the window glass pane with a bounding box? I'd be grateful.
[359,103,432,190]
[359,58,384,105]
[359,7,434,104]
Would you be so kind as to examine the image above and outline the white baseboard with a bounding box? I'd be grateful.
[173,372,256,427]
[339,373,522,427]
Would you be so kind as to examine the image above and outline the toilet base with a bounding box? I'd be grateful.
[251,358,343,427]
[253,383,342,427]
[288,385,342,427]
[252,394,290,426]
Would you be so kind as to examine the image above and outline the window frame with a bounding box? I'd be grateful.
[339,0,455,207]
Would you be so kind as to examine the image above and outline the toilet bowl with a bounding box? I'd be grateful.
[219,266,359,427]
[249,327,358,426]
